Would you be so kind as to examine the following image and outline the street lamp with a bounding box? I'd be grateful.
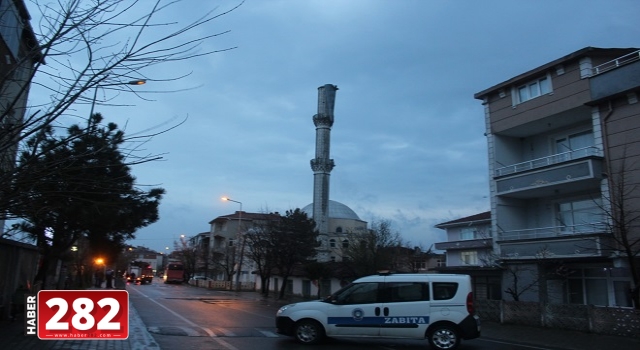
[95,258,106,288]
[222,196,244,291]
[89,79,146,118]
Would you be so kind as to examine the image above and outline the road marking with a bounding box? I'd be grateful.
[179,326,202,337]
[480,338,553,350]
[202,327,216,337]
[214,327,236,337]
[129,287,240,350]
[258,329,280,338]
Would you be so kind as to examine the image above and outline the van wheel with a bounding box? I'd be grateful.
[428,324,460,350]
[294,319,325,344]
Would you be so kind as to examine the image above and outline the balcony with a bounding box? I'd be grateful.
[495,148,603,198]
[434,238,493,251]
[590,54,640,102]
[498,222,611,260]
[495,146,601,177]
[498,222,607,241]
[591,49,640,76]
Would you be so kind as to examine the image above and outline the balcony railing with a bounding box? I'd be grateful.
[495,146,601,177]
[592,49,640,76]
[499,222,607,241]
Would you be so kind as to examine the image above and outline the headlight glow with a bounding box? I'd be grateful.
[277,303,296,314]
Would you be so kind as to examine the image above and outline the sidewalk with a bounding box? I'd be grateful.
[480,320,640,350]
[0,278,159,350]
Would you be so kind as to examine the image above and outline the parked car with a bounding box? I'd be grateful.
[275,273,480,350]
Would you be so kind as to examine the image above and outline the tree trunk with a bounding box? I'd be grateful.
[278,275,289,299]
[260,275,269,297]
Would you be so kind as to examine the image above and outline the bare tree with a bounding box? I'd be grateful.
[211,243,237,283]
[173,235,197,280]
[499,247,571,302]
[597,152,640,308]
[340,219,405,278]
[244,225,275,296]
[502,264,539,302]
[303,261,332,299]
[1,0,242,228]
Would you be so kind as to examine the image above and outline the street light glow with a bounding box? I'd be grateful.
[222,196,241,205]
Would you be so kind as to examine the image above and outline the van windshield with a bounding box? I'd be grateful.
[324,282,381,304]
[322,283,353,303]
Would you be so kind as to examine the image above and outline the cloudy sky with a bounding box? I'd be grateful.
[27,0,640,253]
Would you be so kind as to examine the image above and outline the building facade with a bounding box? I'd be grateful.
[1,0,41,236]
[434,212,502,300]
[475,47,640,307]
[301,200,367,262]
[208,211,279,284]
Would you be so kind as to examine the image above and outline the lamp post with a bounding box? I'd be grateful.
[95,258,106,288]
[222,196,243,291]
[89,79,146,118]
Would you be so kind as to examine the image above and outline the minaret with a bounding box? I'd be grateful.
[310,84,338,261]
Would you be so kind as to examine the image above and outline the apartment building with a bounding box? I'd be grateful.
[434,211,502,300]
[208,211,279,282]
[1,0,41,236]
[474,47,640,307]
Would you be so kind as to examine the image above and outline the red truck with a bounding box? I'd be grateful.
[164,261,184,284]
[127,262,154,284]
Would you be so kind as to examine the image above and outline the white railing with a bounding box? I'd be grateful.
[495,146,600,177]
[592,49,640,76]
[499,222,607,241]
[191,279,255,290]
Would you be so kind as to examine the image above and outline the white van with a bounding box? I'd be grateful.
[276,273,480,350]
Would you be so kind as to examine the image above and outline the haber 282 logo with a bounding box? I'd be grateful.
[31,290,129,340]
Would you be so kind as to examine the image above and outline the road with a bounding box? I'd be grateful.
[128,277,568,350]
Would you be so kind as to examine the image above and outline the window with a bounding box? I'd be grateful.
[342,239,349,248]
[329,239,336,248]
[436,259,446,267]
[387,282,429,302]
[567,268,632,307]
[461,251,478,265]
[334,282,380,304]
[516,75,551,103]
[555,130,594,155]
[460,227,476,240]
[433,282,459,300]
[0,0,21,58]
[336,227,343,233]
[413,261,427,270]
[228,239,235,247]
[473,276,502,300]
[556,198,603,233]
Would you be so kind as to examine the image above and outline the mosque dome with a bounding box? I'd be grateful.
[302,200,361,220]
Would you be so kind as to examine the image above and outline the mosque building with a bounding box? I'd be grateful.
[301,84,367,262]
